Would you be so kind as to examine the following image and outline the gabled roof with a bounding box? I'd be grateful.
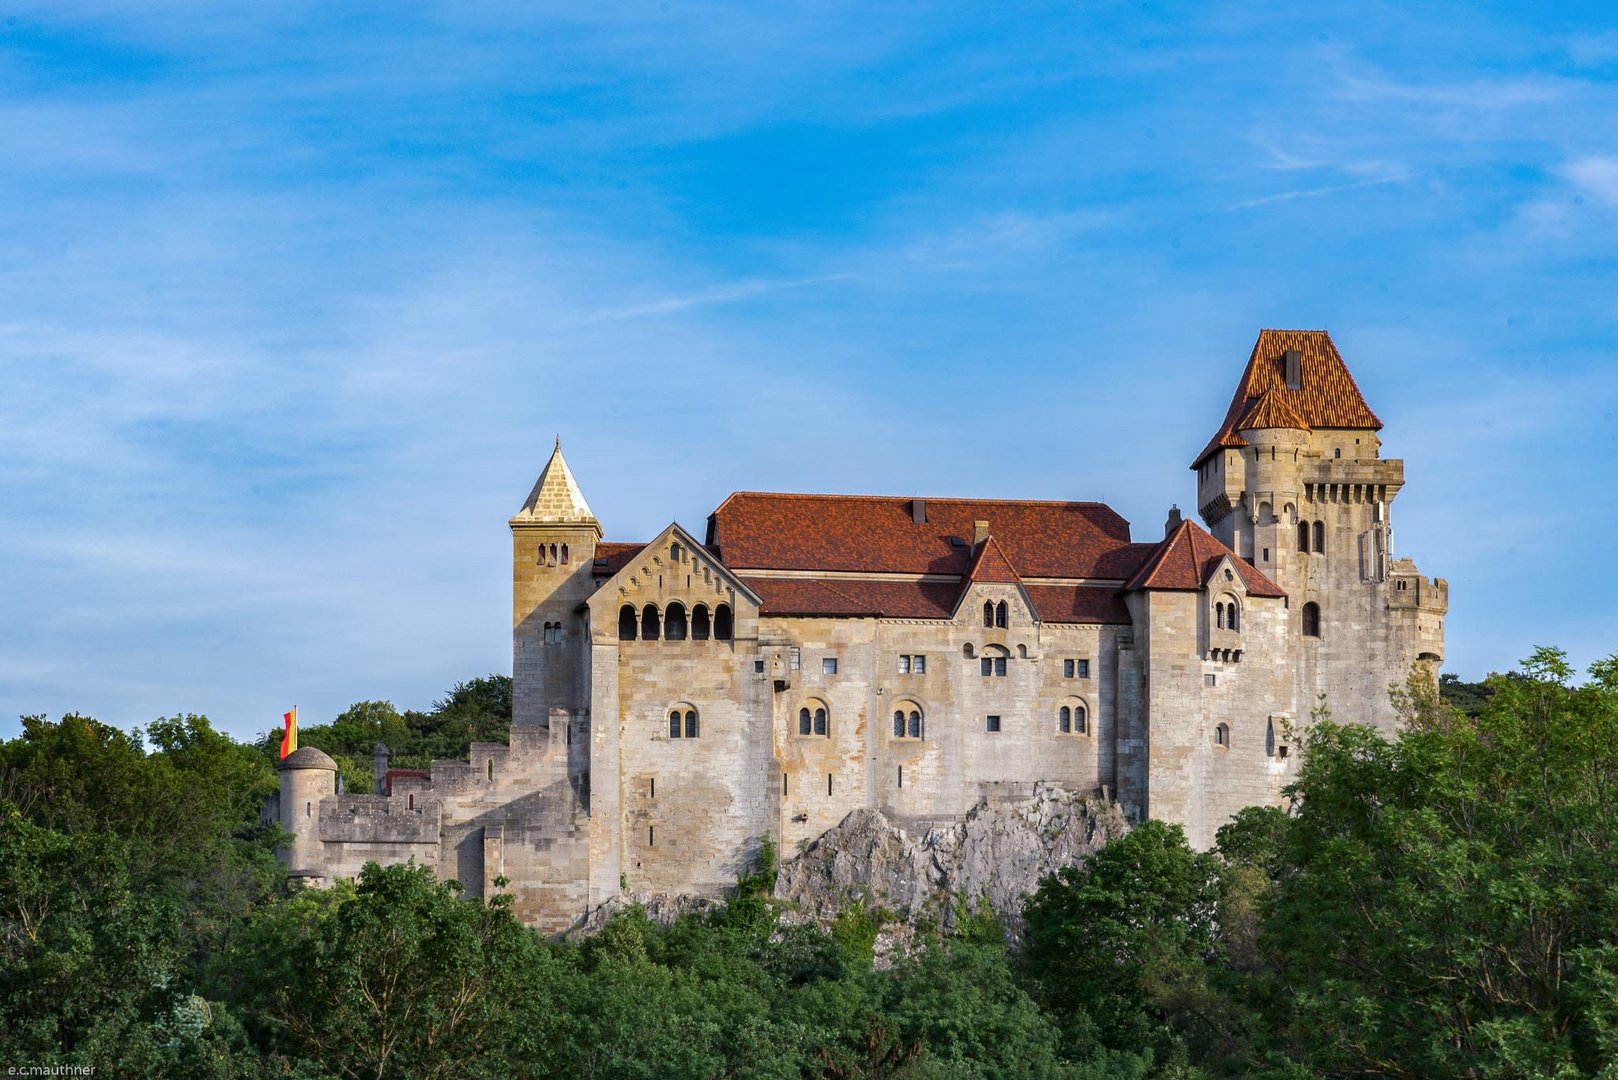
[1125,520,1285,598]
[963,535,1022,584]
[741,576,961,619]
[706,493,1132,577]
[1193,330,1381,468]
[512,438,598,525]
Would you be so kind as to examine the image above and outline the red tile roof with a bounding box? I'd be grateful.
[1125,520,1285,597]
[1021,585,1133,625]
[741,576,962,619]
[707,493,1132,577]
[1193,329,1381,468]
[1237,387,1310,432]
[592,541,645,575]
[964,535,1022,584]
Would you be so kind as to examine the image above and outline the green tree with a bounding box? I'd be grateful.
[1255,650,1618,1076]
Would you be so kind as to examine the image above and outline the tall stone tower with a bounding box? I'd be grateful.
[1193,331,1446,733]
[511,438,602,728]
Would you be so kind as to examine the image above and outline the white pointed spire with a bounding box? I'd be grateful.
[512,438,597,524]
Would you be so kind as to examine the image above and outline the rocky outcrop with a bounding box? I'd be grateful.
[565,891,723,938]
[773,783,1128,934]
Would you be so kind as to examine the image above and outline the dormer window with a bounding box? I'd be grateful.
[1283,349,1302,389]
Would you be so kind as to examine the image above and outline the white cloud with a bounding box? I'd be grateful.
[1561,156,1618,205]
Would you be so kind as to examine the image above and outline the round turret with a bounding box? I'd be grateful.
[278,746,337,876]
[279,746,339,772]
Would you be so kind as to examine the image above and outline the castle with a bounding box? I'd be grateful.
[275,329,1448,930]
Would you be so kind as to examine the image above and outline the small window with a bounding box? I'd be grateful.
[995,601,1008,628]
[822,657,838,675]
[995,657,1007,677]
[1074,705,1087,733]
[898,654,910,674]
[1058,706,1071,733]
[754,659,765,673]
[691,604,711,640]
[986,714,1002,733]
[892,704,924,739]
[1214,723,1230,748]
[983,601,995,628]
[642,604,660,641]
[1205,673,1217,687]
[827,773,833,796]
[669,711,681,739]
[714,604,733,641]
[1063,659,1075,678]
[1077,659,1090,679]
[1302,601,1322,638]
[1334,448,1342,459]
[789,649,801,670]
[665,602,688,641]
[560,544,568,564]
[619,605,637,641]
[1297,521,1310,553]
[649,825,655,846]
[798,707,812,736]
[684,710,698,738]
[814,707,827,736]
[1313,521,1325,554]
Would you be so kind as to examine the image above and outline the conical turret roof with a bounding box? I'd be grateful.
[512,438,598,524]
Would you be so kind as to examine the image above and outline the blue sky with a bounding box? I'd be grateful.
[3,2,1616,742]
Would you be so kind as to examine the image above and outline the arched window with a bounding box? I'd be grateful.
[1312,521,1325,554]
[962,643,976,659]
[665,602,688,641]
[549,543,558,565]
[1302,601,1321,638]
[642,604,660,641]
[1228,604,1239,632]
[1214,723,1230,748]
[1059,706,1071,733]
[668,705,699,739]
[560,544,568,564]
[995,601,1008,628]
[618,604,637,641]
[983,600,994,627]
[980,644,1009,677]
[1215,602,1225,629]
[797,701,829,737]
[691,604,711,641]
[1075,704,1087,734]
[1297,521,1310,552]
[892,702,923,739]
[670,542,682,562]
[714,604,733,641]
[487,759,494,782]
[1266,718,1277,758]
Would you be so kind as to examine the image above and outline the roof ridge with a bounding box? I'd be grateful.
[719,490,1115,509]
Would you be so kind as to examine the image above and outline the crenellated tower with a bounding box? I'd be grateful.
[1193,331,1447,733]
[510,438,602,728]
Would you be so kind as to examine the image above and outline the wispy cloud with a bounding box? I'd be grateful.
[1561,156,1618,205]
[581,274,853,323]
[1226,174,1409,210]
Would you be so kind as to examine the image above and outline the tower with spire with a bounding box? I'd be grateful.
[510,438,603,728]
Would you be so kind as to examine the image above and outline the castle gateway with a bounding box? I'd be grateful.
[277,329,1447,930]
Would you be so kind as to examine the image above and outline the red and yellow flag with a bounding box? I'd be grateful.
[279,706,298,759]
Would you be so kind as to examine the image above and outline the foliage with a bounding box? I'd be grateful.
[11,653,1618,1077]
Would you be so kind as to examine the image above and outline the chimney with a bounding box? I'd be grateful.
[911,498,927,524]
[1283,349,1302,390]
[973,520,990,547]
[373,741,391,794]
[1164,505,1182,538]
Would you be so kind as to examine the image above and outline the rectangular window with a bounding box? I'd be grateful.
[981,657,992,677]
[897,765,903,789]
[1063,659,1075,678]
[898,655,910,674]
[995,657,1007,677]
[789,648,801,670]
[1077,659,1090,679]
[986,715,1002,733]
[1205,673,1217,687]
[650,778,655,799]
[823,657,838,675]
[782,772,788,795]
[649,826,655,847]
[913,655,925,674]
[754,659,765,673]
[827,773,833,796]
